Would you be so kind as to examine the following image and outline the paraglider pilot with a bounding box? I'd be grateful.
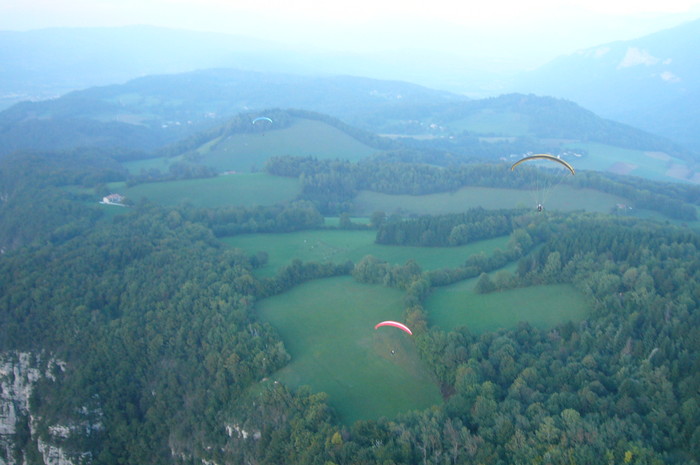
[537,203,543,212]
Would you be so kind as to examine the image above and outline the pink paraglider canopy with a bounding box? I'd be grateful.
[374,321,413,335]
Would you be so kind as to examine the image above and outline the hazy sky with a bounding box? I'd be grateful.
[3,0,700,68]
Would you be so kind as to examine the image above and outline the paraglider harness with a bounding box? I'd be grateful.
[537,204,543,212]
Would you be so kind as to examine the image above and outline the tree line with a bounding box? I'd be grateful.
[375,208,518,247]
[265,155,699,220]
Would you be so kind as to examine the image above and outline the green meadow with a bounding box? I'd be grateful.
[194,119,378,172]
[256,276,442,424]
[222,229,510,276]
[564,142,695,183]
[323,216,371,227]
[98,175,631,218]
[425,277,589,333]
[122,157,174,174]
[123,118,380,175]
[107,173,300,207]
[352,185,625,216]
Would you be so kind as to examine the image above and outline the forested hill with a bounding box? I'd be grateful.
[0,68,463,157]
[0,151,699,464]
[0,68,691,164]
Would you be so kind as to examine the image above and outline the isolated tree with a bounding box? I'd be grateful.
[475,272,496,294]
[370,211,386,228]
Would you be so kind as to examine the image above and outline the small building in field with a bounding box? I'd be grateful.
[100,193,126,206]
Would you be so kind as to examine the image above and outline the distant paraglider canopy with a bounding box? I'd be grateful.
[252,116,273,124]
[374,321,413,335]
[510,153,575,210]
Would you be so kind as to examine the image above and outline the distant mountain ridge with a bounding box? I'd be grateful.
[0,25,494,110]
[511,18,700,150]
[4,22,700,155]
[0,68,466,156]
[1,65,694,187]
[0,68,688,162]
[0,26,298,107]
[0,68,465,123]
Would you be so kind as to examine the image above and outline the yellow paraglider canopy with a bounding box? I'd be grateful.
[510,154,575,210]
[510,154,575,175]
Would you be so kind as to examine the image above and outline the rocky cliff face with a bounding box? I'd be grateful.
[0,352,82,465]
[0,352,41,464]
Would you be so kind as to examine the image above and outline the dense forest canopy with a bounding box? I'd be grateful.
[1,147,699,465]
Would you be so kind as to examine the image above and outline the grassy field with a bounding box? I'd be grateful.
[195,119,378,172]
[352,185,625,216]
[425,277,589,333]
[123,118,379,175]
[222,229,510,277]
[564,142,696,183]
[122,157,174,175]
[256,276,442,424]
[323,216,371,227]
[107,173,300,207]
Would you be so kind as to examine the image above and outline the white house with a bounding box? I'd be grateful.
[100,193,126,206]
